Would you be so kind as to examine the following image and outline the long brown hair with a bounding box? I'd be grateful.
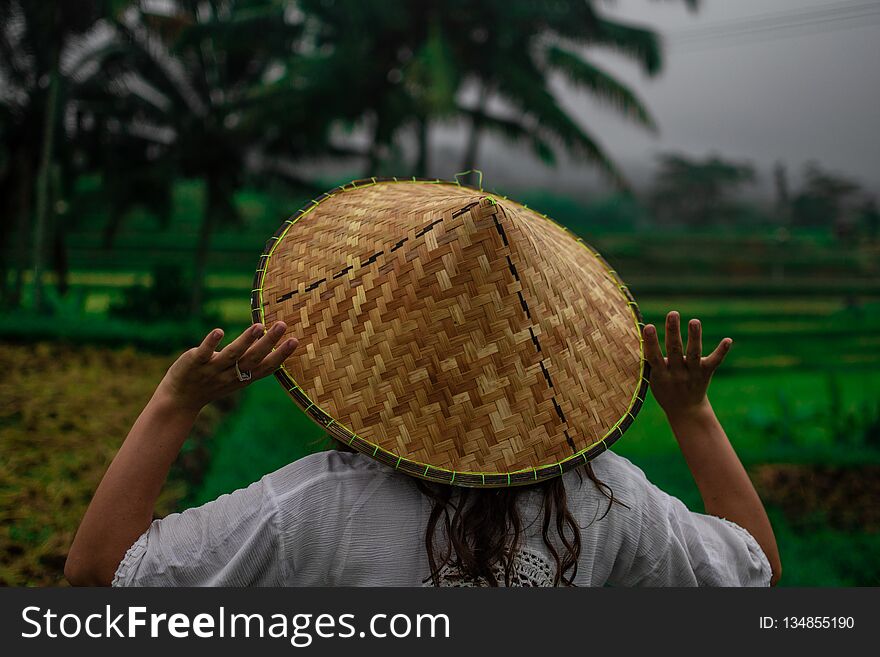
[415,464,625,586]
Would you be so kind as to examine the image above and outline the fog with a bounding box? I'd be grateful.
[430,0,880,199]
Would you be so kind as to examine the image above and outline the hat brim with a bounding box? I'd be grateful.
[252,177,648,487]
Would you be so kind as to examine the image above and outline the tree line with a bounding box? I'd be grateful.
[648,153,877,238]
[1,0,699,315]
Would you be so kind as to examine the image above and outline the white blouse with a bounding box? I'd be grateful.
[112,449,772,587]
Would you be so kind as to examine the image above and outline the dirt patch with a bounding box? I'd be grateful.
[0,342,232,586]
[751,463,880,532]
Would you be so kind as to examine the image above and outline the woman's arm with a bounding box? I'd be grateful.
[643,311,782,585]
[64,322,297,586]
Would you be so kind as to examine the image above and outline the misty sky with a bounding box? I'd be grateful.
[432,0,880,199]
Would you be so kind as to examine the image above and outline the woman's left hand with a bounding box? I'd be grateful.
[643,311,731,421]
[157,322,299,413]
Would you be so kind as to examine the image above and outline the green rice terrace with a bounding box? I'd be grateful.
[2,179,878,586]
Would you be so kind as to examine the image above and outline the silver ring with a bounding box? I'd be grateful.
[234,360,252,382]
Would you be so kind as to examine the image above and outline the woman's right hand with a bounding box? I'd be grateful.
[642,311,732,420]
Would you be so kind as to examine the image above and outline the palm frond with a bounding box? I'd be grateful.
[493,54,627,187]
[551,4,663,76]
[544,44,656,131]
[587,17,662,75]
[112,11,207,116]
[458,106,556,166]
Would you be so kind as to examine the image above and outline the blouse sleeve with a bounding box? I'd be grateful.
[112,477,285,587]
[608,465,772,587]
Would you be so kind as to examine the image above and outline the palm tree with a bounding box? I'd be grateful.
[0,0,110,309]
[299,0,697,185]
[451,0,667,184]
[87,0,331,315]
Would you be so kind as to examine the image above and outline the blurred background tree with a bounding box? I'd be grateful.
[2,0,699,316]
[0,0,113,310]
[300,0,671,184]
[649,152,756,226]
[80,0,334,315]
[790,162,862,238]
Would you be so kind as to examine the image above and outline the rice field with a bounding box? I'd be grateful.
[181,294,880,587]
[3,182,878,586]
[0,343,235,586]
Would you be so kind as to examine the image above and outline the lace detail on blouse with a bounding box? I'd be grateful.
[426,547,556,587]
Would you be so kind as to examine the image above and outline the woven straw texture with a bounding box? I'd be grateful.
[253,178,647,488]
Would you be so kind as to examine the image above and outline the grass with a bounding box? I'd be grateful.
[4,179,879,586]
[612,363,880,587]
[0,312,222,353]
[0,342,233,586]
[619,369,880,458]
[187,355,880,586]
[5,277,879,587]
[186,376,325,507]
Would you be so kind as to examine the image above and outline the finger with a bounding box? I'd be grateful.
[253,337,299,378]
[665,311,684,367]
[195,328,224,362]
[685,318,702,367]
[218,323,263,364]
[238,321,288,370]
[703,337,733,371]
[642,324,665,369]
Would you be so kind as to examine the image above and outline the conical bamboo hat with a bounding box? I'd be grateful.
[252,177,647,487]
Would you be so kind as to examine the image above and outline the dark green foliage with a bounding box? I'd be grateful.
[828,375,880,449]
[516,190,649,233]
[790,162,863,231]
[0,311,225,353]
[0,0,111,307]
[860,199,880,240]
[81,1,327,315]
[863,403,880,449]
[744,374,880,451]
[544,45,657,130]
[187,375,327,507]
[763,508,880,586]
[649,152,757,226]
[109,264,195,321]
[743,391,821,448]
[2,0,696,313]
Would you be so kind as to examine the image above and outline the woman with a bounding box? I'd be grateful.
[64,312,780,587]
[65,181,781,587]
